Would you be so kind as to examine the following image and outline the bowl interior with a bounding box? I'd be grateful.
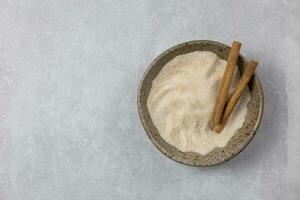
[138,40,263,166]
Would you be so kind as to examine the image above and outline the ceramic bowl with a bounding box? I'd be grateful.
[137,40,264,166]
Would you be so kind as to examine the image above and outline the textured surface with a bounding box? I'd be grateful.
[0,0,299,199]
[138,40,263,166]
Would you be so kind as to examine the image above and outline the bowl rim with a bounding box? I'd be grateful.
[137,40,264,166]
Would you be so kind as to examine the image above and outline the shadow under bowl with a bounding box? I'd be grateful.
[137,40,264,166]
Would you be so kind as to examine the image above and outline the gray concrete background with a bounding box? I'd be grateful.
[0,0,299,199]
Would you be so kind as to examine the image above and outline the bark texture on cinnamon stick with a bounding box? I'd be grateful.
[211,41,241,126]
[213,60,258,133]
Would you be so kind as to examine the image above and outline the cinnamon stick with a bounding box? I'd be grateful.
[211,41,241,126]
[213,60,257,133]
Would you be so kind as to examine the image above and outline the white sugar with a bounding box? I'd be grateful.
[147,51,250,155]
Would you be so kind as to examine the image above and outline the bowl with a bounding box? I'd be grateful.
[137,40,264,166]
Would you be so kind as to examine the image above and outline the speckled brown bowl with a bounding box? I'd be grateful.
[137,40,264,166]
